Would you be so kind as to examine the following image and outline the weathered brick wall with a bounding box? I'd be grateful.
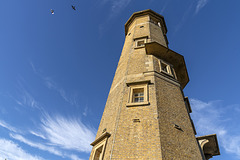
[154,76,202,160]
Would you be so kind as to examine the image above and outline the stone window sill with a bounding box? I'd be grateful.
[126,101,149,107]
[134,46,145,49]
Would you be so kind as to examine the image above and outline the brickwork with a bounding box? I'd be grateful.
[154,76,202,159]
[89,9,204,160]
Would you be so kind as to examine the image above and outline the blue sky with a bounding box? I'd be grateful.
[0,0,240,159]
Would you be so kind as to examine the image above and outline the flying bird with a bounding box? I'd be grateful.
[50,9,54,14]
[71,5,76,10]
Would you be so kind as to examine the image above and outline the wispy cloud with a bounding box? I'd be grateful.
[100,0,132,18]
[30,61,38,75]
[20,62,93,159]
[18,88,41,109]
[44,77,91,117]
[14,113,95,158]
[0,115,91,160]
[30,62,81,108]
[160,0,171,14]
[0,120,18,133]
[43,77,70,103]
[174,1,195,33]
[69,154,85,160]
[195,0,209,14]
[10,133,84,160]
[173,0,210,33]
[43,77,82,108]
[40,114,96,153]
[12,78,43,110]
[0,138,44,160]
[190,98,240,158]
[10,133,63,157]
[29,130,46,140]
[83,102,89,117]
[110,0,132,18]
[98,0,133,37]
[222,135,240,157]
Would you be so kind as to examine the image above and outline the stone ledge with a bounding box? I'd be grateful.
[126,101,150,107]
[145,41,189,89]
[90,132,111,146]
[126,80,151,86]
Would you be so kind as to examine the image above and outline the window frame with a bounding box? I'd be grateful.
[93,144,104,160]
[136,39,145,47]
[134,37,148,49]
[159,60,175,78]
[126,81,150,107]
[132,88,144,103]
[90,132,111,160]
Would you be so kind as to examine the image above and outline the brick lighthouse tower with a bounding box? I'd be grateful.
[89,9,220,160]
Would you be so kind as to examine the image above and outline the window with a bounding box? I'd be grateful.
[133,88,144,102]
[134,37,147,48]
[93,145,103,160]
[161,62,169,73]
[90,132,111,160]
[126,81,150,107]
[136,39,145,47]
[159,60,174,77]
[150,18,161,27]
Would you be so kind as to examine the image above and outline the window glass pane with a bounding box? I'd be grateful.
[161,63,168,72]
[133,88,144,103]
[134,98,139,102]
[137,40,145,47]
[170,67,175,78]
[134,93,139,96]
[160,61,175,77]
